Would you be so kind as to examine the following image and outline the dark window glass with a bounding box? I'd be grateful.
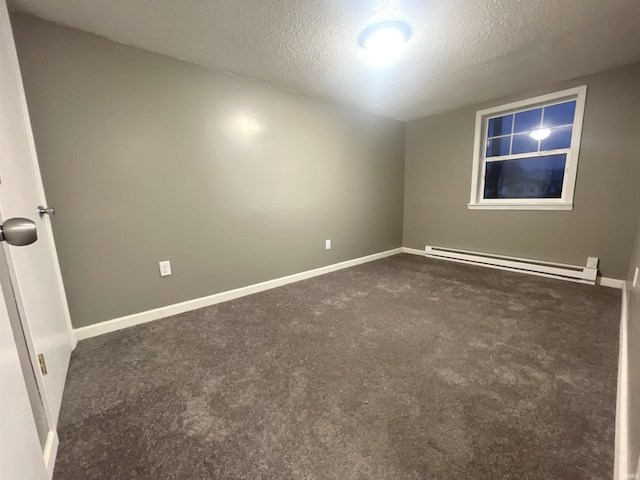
[513,108,542,133]
[486,137,510,157]
[487,115,513,137]
[511,133,539,154]
[540,126,573,151]
[542,101,576,128]
[483,154,566,199]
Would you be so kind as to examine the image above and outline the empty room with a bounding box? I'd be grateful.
[1,0,639,479]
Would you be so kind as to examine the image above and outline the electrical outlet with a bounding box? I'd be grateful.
[325,239,331,250]
[159,260,171,277]
[634,267,639,288]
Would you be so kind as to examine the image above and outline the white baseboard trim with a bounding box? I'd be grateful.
[402,247,425,256]
[43,430,58,479]
[402,247,624,289]
[75,248,403,341]
[614,283,629,480]
[597,277,626,289]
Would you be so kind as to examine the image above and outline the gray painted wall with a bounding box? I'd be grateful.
[404,63,640,279]
[626,214,640,475]
[11,15,405,328]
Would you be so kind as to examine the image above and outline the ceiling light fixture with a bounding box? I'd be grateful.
[530,128,551,140]
[359,21,411,64]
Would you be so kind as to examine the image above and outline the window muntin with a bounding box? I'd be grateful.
[484,100,577,158]
[469,86,586,210]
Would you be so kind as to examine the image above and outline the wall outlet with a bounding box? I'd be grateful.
[159,260,171,277]
[586,256,599,269]
[325,239,331,250]
[633,267,639,288]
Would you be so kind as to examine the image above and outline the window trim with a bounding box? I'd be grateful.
[468,85,587,211]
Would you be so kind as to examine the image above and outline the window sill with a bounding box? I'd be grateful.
[467,203,573,211]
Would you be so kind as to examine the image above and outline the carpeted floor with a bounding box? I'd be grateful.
[54,254,620,480]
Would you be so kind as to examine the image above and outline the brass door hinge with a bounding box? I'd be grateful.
[37,354,48,375]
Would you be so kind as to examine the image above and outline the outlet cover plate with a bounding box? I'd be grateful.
[159,260,171,277]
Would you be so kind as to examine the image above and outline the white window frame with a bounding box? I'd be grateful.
[468,85,587,211]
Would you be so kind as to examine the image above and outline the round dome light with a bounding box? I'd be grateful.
[530,128,551,140]
[359,21,411,64]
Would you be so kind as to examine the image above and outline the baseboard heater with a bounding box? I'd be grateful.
[424,245,598,285]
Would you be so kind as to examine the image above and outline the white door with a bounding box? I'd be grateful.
[0,281,50,480]
[0,0,74,427]
[0,245,54,480]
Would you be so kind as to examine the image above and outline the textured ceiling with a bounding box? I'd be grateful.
[8,0,640,121]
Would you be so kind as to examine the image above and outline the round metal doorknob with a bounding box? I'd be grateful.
[0,218,37,246]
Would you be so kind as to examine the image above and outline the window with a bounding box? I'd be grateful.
[469,86,587,210]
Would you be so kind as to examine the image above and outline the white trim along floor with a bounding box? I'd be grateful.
[74,247,624,343]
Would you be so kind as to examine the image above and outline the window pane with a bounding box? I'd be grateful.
[487,115,513,137]
[486,137,510,157]
[511,133,539,154]
[542,101,576,128]
[483,154,566,199]
[540,126,573,151]
[513,108,542,133]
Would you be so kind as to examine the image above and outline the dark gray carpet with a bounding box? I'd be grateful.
[54,254,620,479]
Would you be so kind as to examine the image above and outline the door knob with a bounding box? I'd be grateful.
[0,218,37,246]
[37,205,55,216]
